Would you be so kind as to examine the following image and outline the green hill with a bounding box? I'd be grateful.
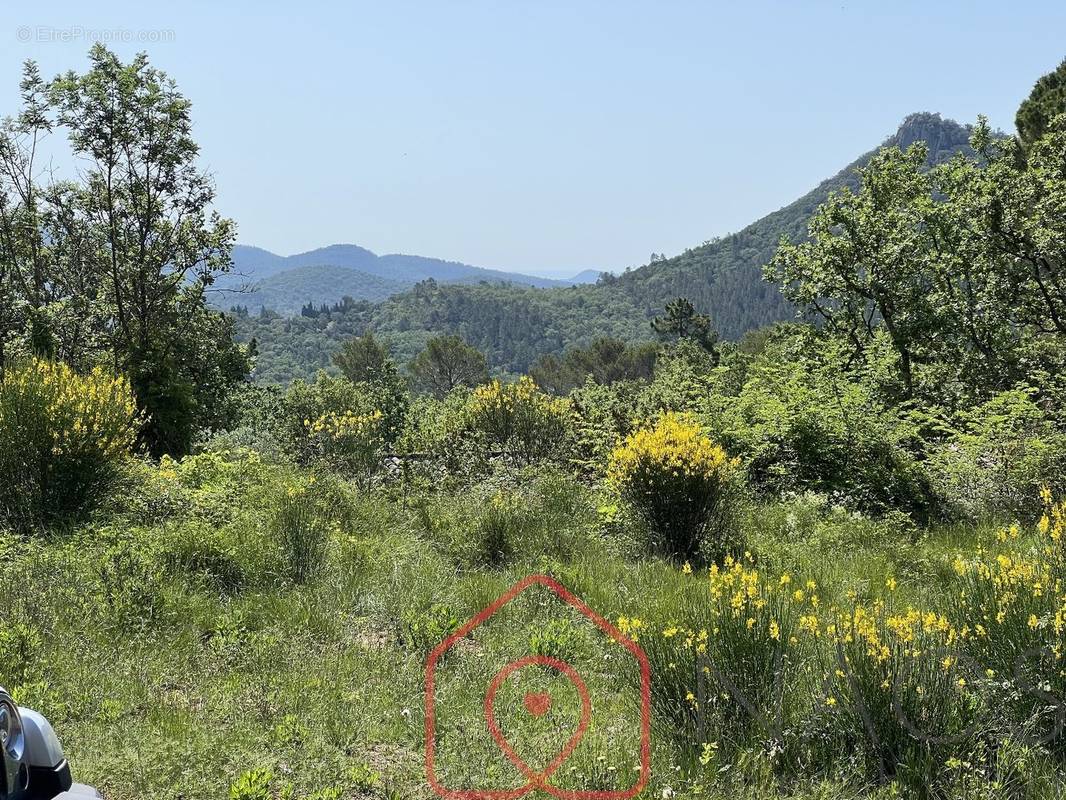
[234,113,977,382]
[223,264,408,314]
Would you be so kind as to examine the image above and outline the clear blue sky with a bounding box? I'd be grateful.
[2,1,1064,277]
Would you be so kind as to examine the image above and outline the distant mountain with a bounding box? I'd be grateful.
[233,113,981,381]
[568,269,606,284]
[216,243,585,314]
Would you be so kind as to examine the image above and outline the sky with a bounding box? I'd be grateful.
[1,1,1064,278]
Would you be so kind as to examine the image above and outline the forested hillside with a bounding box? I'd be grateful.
[222,264,408,313]
[215,243,592,315]
[605,112,975,337]
[235,113,977,381]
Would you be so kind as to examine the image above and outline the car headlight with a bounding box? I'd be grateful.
[0,692,25,762]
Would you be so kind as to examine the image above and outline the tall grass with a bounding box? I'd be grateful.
[269,488,329,584]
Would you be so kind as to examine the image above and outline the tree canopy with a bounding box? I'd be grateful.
[0,46,249,454]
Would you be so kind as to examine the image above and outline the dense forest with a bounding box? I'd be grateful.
[2,41,1066,800]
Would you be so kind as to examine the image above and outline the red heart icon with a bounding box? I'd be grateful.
[524,691,551,717]
[484,655,591,794]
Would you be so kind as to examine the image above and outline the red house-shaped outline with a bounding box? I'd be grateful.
[424,574,652,799]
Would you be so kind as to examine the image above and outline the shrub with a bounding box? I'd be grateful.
[637,558,804,761]
[470,490,525,566]
[930,387,1066,520]
[400,601,460,655]
[395,389,481,482]
[946,493,1066,755]
[823,605,987,794]
[269,486,330,584]
[229,769,272,800]
[607,412,738,561]
[528,618,583,664]
[700,341,937,519]
[465,377,570,464]
[567,379,639,478]
[279,372,403,466]
[0,359,138,528]
[305,409,385,489]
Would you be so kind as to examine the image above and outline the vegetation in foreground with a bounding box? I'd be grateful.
[2,326,1066,799]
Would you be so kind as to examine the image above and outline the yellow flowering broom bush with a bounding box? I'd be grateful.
[637,556,808,758]
[607,411,738,561]
[305,409,385,489]
[638,495,1066,791]
[0,359,138,527]
[465,376,570,464]
[823,603,985,792]
[946,488,1066,754]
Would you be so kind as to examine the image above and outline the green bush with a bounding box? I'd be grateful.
[400,601,460,655]
[229,769,272,800]
[930,386,1066,520]
[396,388,483,480]
[305,409,385,489]
[528,618,584,664]
[464,377,570,464]
[0,620,42,689]
[567,379,639,478]
[278,372,403,467]
[0,359,139,529]
[704,345,937,520]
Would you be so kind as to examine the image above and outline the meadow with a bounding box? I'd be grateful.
[2,346,1065,800]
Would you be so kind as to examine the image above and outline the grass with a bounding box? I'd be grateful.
[0,451,1064,799]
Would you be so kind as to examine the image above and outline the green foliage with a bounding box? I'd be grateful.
[769,142,946,399]
[269,487,330,585]
[652,297,720,359]
[97,532,166,627]
[229,769,273,800]
[528,618,582,664]
[1016,58,1066,147]
[278,372,404,469]
[0,621,43,689]
[0,359,138,529]
[0,49,250,456]
[464,377,571,465]
[469,491,525,566]
[931,387,1066,520]
[157,521,246,595]
[394,388,480,479]
[530,336,657,395]
[305,409,385,489]
[770,113,1066,409]
[566,379,640,477]
[332,331,393,385]
[703,338,937,519]
[400,601,460,655]
[636,338,721,417]
[409,334,488,397]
